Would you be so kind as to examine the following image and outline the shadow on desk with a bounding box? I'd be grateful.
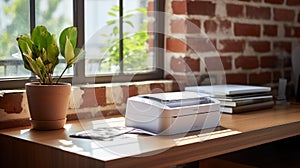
[209,135,300,168]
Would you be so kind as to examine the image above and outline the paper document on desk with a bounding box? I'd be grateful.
[69,127,156,140]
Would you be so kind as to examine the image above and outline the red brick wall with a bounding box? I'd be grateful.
[166,0,300,88]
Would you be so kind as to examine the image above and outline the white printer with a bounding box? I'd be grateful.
[125,91,220,135]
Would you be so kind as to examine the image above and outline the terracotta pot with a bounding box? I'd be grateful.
[25,82,71,130]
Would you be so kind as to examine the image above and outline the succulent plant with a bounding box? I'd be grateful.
[16,25,82,84]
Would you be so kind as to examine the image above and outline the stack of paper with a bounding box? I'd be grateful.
[185,84,274,113]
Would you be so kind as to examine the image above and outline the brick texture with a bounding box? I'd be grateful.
[263,25,278,36]
[248,41,271,53]
[274,8,295,21]
[184,57,200,72]
[186,19,201,34]
[246,6,271,20]
[171,19,201,34]
[0,93,23,114]
[147,1,154,13]
[219,39,245,52]
[261,56,278,68]
[205,56,232,71]
[287,0,300,5]
[234,23,260,37]
[187,1,216,16]
[226,73,247,84]
[249,72,272,85]
[150,83,165,93]
[162,0,295,88]
[171,56,186,72]
[273,41,292,53]
[285,26,300,37]
[265,0,284,4]
[81,87,106,108]
[220,20,231,30]
[166,38,187,53]
[171,19,186,34]
[235,56,259,69]
[187,38,217,53]
[122,85,138,103]
[170,56,200,72]
[204,20,217,34]
[172,1,187,14]
[226,4,244,18]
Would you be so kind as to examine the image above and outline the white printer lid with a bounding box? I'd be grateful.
[143,91,205,101]
[142,91,212,108]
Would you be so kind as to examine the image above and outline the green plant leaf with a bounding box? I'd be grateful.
[64,37,75,66]
[135,7,146,14]
[46,34,59,65]
[107,20,116,25]
[108,11,117,17]
[41,48,47,63]
[25,55,43,80]
[31,26,51,52]
[16,35,34,71]
[30,25,59,77]
[59,26,77,57]
[124,21,134,28]
[111,5,119,12]
[35,57,47,81]
[16,35,33,54]
[124,14,133,19]
[113,26,119,35]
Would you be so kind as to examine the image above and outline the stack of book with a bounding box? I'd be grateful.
[185,84,274,114]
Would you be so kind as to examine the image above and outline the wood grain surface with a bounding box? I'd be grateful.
[1,104,299,168]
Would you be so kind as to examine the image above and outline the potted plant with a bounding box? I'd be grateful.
[16,25,81,130]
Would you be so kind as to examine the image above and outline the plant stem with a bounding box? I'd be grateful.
[56,65,70,84]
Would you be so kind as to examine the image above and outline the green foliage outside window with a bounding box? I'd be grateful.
[0,0,71,59]
[0,0,29,59]
[101,6,149,72]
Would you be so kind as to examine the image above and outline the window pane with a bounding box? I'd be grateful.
[123,0,153,73]
[0,0,30,79]
[85,0,118,75]
[84,0,155,76]
[35,0,73,76]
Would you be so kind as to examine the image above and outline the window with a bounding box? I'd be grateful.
[0,0,165,89]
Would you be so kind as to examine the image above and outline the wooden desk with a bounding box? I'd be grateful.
[1,104,300,168]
